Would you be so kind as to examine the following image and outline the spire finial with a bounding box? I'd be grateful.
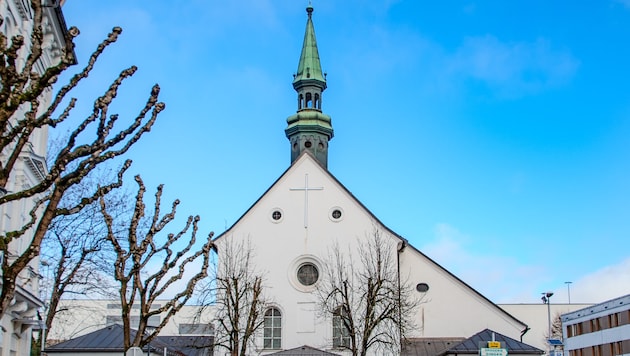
[306,1,313,17]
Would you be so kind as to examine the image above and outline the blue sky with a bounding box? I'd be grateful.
[57,0,630,304]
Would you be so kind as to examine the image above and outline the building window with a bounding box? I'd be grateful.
[297,263,319,286]
[332,307,351,349]
[289,256,323,292]
[329,207,344,222]
[263,308,282,349]
[269,208,284,223]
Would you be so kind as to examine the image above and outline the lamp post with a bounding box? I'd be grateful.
[565,282,572,304]
[541,291,554,355]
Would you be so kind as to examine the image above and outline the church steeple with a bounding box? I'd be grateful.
[285,4,334,168]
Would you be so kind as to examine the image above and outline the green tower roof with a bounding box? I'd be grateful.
[293,5,326,85]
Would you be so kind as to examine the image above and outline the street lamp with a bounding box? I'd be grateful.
[565,282,572,304]
[541,291,554,355]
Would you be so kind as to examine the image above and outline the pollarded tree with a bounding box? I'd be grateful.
[40,173,129,337]
[100,175,213,352]
[0,0,164,318]
[317,229,421,356]
[201,238,270,356]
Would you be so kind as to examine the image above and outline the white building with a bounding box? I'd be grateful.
[46,300,213,344]
[561,294,630,356]
[0,0,72,355]
[210,5,539,355]
[501,303,593,351]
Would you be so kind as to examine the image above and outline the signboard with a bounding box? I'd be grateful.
[488,341,501,348]
[481,347,508,356]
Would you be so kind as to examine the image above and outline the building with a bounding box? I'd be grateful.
[501,303,593,351]
[46,324,213,356]
[0,0,72,354]
[46,300,213,344]
[561,294,630,356]
[210,5,540,355]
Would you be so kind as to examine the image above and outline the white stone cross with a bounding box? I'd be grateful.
[290,173,323,228]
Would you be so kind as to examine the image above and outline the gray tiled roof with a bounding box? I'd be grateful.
[445,329,544,355]
[402,337,466,356]
[47,324,131,352]
[267,345,341,355]
[46,324,213,356]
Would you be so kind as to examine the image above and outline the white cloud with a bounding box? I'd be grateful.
[445,35,580,97]
[422,224,630,305]
[555,258,630,304]
[421,223,548,303]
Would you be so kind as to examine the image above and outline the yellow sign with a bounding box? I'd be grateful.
[488,342,501,349]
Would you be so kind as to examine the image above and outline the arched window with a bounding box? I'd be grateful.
[332,307,351,348]
[314,93,320,109]
[305,92,313,108]
[298,94,304,109]
[264,308,282,349]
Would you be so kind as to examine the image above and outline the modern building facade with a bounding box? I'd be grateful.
[561,294,630,356]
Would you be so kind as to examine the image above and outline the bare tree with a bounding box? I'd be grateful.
[0,0,164,318]
[201,238,269,356]
[40,173,129,336]
[317,229,420,356]
[100,175,213,352]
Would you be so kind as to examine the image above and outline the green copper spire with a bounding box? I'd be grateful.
[285,4,334,168]
[293,5,326,86]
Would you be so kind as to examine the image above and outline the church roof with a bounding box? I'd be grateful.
[267,344,341,355]
[293,5,326,86]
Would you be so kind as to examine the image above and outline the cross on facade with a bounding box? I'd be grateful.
[290,173,323,228]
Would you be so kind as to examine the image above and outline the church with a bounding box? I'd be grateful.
[210,4,542,356]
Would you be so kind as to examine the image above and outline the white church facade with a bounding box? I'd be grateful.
[210,5,539,356]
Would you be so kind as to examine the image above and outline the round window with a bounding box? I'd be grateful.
[416,283,429,293]
[297,263,319,286]
[329,207,344,222]
[269,208,284,223]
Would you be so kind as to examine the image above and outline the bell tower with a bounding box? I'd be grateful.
[285,5,334,168]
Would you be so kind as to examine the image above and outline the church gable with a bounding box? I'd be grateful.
[214,151,527,347]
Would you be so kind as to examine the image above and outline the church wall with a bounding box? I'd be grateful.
[216,155,402,353]
[400,248,527,340]
[216,154,529,354]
